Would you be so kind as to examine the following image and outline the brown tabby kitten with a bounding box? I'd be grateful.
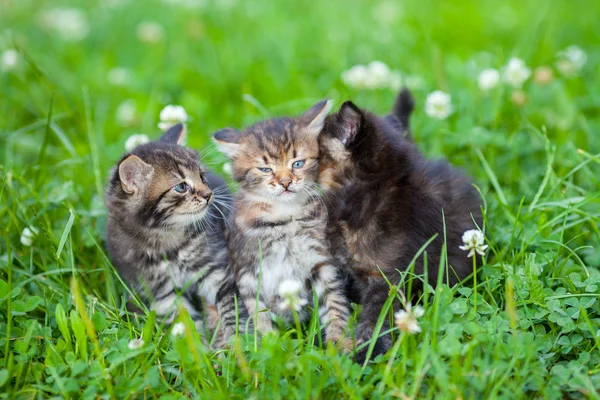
[213,102,352,348]
[105,124,244,345]
[320,89,482,358]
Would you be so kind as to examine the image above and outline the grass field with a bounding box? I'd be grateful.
[2,0,600,398]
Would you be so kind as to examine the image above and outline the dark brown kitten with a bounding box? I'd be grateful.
[319,90,482,358]
[105,124,245,346]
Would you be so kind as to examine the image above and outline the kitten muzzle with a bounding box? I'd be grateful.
[279,178,292,190]
[191,190,212,202]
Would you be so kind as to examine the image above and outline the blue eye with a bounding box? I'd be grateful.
[173,183,188,193]
[292,160,305,169]
[258,167,272,173]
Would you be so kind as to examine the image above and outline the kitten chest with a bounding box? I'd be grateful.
[257,221,326,305]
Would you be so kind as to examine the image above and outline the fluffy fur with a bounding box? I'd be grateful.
[319,90,483,357]
[213,101,352,348]
[105,124,244,346]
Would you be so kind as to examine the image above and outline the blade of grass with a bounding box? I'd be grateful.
[55,208,74,259]
[83,87,103,197]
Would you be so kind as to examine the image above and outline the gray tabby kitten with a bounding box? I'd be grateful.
[213,101,352,349]
[105,124,243,345]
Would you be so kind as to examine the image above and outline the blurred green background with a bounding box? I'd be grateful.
[3,0,599,218]
[3,0,599,167]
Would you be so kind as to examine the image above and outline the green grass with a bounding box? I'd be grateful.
[2,0,600,398]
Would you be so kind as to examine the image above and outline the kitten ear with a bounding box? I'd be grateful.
[118,155,155,194]
[335,101,363,146]
[213,128,241,158]
[160,123,187,145]
[302,99,333,137]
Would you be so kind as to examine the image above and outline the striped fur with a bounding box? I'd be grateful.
[105,125,245,346]
[213,102,352,346]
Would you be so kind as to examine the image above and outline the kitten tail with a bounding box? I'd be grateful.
[391,88,415,139]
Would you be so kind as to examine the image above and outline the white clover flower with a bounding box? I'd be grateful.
[127,338,145,350]
[394,302,424,334]
[477,68,500,91]
[158,104,188,130]
[279,279,302,297]
[367,60,391,86]
[40,8,90,42]
[116,99,138,127]
[560,46,587,69]
[341,64,370,89]
[136,22,164,44]
[556,45,587,77]
[459,229,488,258]
[278,279,308,312]
[171,322,186,337]
[1,49,18,72]
[20,226,39,247]
[124,134,150,152]
[341,61,401,90]
[222,162,233,176]
[424,90,452,120]
[107,67,132,86]
[503,57,531,88]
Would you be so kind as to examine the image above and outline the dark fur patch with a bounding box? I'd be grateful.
[319,89,483,358]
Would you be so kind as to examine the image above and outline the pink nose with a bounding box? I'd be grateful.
[194,191,212,201]
[279,178,292,190]
[201,192,212,201]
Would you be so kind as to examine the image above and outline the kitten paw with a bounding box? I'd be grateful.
[256,315,276,334]
[326,333,354,353]
[354,324,392,363]
[213,334,230,350]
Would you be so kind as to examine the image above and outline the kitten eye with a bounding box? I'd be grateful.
[200,174,207,184]
[292,160,305,169]
[173,183,188,193]
[258,167,272,173]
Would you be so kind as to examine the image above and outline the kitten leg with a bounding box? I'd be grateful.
[355,276,393,360]
[312,262,352,350]
[205,303,220,332]
[150,291,178,324]
[147,276,180,323]
[199,267,246,347]
[237,270,274,333]
[179,294,213,346]
[205,301,225,349]
[215,278,242,345]
[150,280,209,341]
[150,287,209,348]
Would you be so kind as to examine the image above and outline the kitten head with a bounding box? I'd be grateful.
[320,100,410,183]
[108,124,214,228]
[213,100,332,204]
